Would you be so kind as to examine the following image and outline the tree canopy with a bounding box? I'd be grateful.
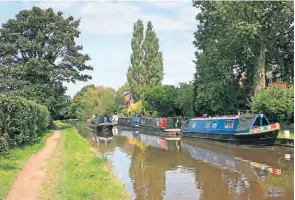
[0,7,93,117]
[73,85,117,120]
[192,1,294,115]
[145,85,177,117]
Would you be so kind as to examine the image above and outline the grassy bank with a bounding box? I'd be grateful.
[38,122,129,200]
[0,128,54,199]
[278,124,294,139]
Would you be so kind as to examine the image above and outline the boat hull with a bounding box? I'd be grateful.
[97,124,113,132]
[182,130,279,146]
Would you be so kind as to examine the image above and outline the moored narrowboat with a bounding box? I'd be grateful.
[116,116,183,136]
[89,116,113,132]
[117,117,132,127]
[182,114,280,146]
[136,117,182,135]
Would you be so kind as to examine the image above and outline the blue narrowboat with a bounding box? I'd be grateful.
[182,114,280,146]
[89,116,113,132]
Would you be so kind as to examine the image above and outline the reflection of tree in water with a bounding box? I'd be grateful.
[128,140,167,200]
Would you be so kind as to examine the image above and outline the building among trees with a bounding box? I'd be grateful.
[123,91,133,108]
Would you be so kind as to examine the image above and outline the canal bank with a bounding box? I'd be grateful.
[70,121,294,200]
[38,122,129,200]
[0,129,55,199]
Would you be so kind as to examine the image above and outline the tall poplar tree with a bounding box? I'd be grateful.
[127,20,163,100]
[142,21,163,90]
[127,20,144,99]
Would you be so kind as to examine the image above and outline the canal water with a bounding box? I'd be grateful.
[70,122,294,200]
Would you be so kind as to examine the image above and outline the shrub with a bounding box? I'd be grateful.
[0,137,9,154]
[0,94,51,151]
[127,100,144,116]
[251,85,294,123]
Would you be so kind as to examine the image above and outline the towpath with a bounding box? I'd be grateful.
[5,129,61,200]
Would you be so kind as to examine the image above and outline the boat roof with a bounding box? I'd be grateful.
[190,114,257,121]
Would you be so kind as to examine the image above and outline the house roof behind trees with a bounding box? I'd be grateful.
[122,91,131,96]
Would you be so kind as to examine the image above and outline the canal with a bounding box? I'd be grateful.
[70,121,294,200]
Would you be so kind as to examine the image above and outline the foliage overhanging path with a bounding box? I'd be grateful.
[5,129,61,200]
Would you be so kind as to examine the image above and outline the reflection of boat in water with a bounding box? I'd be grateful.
[89,129,113,146]
[98,137,113,145]
[112,126,118,135]
[182,141,293,199]
[181,141,290,198]
[125,131,181,151]
[182,141,282,176]
[97,131,113,145]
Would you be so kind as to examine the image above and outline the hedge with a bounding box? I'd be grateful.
[251,85,294,123]
[0,94,50,153]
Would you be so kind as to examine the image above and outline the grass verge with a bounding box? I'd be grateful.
[278,124,294,139]
[38,121,129,200]
[0,128,54,199]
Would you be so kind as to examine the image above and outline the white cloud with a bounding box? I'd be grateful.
[79,2,195,35]
[162,50,195,84]
[147,1,189,8]
[162,77,176,85]
[36,1,75,10]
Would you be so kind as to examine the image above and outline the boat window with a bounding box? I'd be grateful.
[225,120,234,129]
[205,120,210,128]
[212,121,218,128]
[192,121,197,128]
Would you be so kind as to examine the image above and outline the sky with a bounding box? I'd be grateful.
[0,0,199,97]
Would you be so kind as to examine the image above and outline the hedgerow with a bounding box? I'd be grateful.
[0,94,50,153]
[251,85,294,123]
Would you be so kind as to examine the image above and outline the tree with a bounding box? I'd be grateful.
[0,7,93,116]
[145,85,177,117]
[210,1,294,94]
[73,86,116,121]
[192,1,293,115]
[127,20,144,100]
[175,82,195,118]
[141,22,164,92]
[127,20,163,100]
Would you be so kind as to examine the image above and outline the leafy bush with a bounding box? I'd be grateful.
[0,137,9,154]
[0,94,50,152]
[127,100,144,116]
[251,85,294,123]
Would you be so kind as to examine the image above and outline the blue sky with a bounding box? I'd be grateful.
[0,1,198,97]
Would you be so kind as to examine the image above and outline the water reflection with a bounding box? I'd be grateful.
[70,122,294,200]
